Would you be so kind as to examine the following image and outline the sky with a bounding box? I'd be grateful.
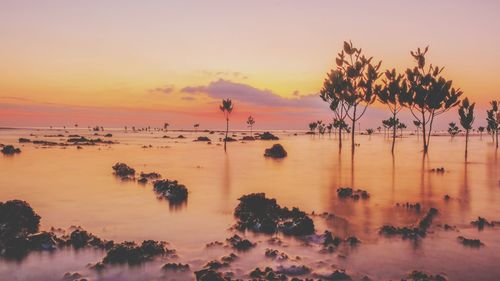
[0,0,499,130]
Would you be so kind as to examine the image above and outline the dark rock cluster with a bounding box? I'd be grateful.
[234,193,315,236]
[259,132,279,140]
[1,145,21,155]
[153,179,189,202]
[380,208,438,239]
[264,144,287,158]
[336,188,369,200]
[112,163,136,178]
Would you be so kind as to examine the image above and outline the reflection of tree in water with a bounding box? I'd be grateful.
[457,162,470,221]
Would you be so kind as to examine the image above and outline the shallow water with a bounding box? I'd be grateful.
[0,128,499,280]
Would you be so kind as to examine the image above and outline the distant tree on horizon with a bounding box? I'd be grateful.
[413,120,422,138]
[459,97,475,160]
[246,116,255,135]
[397,122,406,138]
[193,123,200,133]
[308,122,318,135]
[478,126,485,139]
[220,98,233,152]
[399,46,462,154]
[164,123,169,132]
[448,122,461,139]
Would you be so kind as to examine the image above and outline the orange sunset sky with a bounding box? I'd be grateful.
[0,0,499,130]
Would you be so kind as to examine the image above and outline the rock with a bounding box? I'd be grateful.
[241,136,255,141]
[0,200,40,238]
[112,163,136,178]
[104,133,113,137]
[204,260,230,270]
[162,263,190,272]
[102,240,170,265]
[18,138,31,143]
[177,135,185,139]
[65,228,112,249]
[264,144,287,158]
[27,232,58,251]
[140,172,161,179]
[153,179,188,202]
[250,267,287,280]
[325,270,352,281]
[194,136,211,142]
[380,208,438,239]
[430,167,446,173]
[276,265,311,276]
[457,236,483,247]
[402,270,447,281]
[337,187,369,200]
[195,269,228,281]
[265,248,288,261]
[1,145,21,155]
[260,132,279,140]
[234,193,315,236]
[0,200,41,258]
[226,234,255,251]
[62,272,82,281]
[223,137,237,142]
[345,236,360,246]
[138,177,148,184]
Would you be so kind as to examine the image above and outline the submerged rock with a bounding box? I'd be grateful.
[0,200,41,258]
[112,163,136,178]
[102,240,171,265]
[194,136,211,142]
[18,138,31,143]
[241,136,255,141]
[457,236,483,247]
[195,269,229,281]
[65,228,112,249]
[276,264,311,276]
[337,187,369,200]
[380,208,438,239]
[162,262,190,272]
[153,179,188,202]
[265,248,289,261]
[259,132,279,140]
[234,193,315,236]
[0,200,40,238]
[223,137,237,142]
[264,144,287,158]
[402,270,447,281]
[250,267,287,280]
[1,145,21,155]
[226,234,255,251]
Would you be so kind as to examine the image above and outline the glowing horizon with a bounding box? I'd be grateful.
[1,0,499,129]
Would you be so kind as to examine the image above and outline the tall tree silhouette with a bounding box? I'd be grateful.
[458,97,475,160]
[400,47,462,153]
[486,100,499,148]
[320,41,381,152]
[164,122,169,132]
[376,68,407,153]
[220,99,233,152]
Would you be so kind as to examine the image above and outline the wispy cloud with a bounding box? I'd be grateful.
[179,79,321,108]
[149,85,175,95]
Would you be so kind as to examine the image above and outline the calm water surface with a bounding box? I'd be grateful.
[0,128,499,280]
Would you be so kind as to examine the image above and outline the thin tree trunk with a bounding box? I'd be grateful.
[391,113,396,154]
[351,106,357,153]
[465,129,469,161]
[496,129,499,149]
[421,111,428,154]
[338,126,342,150]
[224,118,228,152]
